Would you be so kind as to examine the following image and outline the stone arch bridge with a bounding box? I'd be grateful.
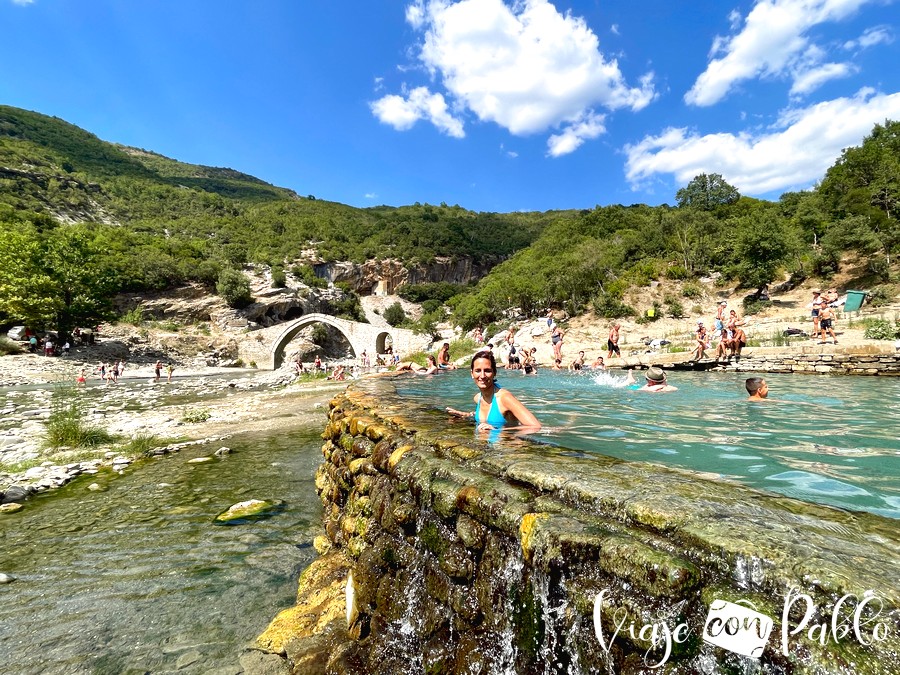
[238,313,432,370]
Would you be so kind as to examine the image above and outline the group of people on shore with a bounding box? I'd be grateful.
[690,301,748,362]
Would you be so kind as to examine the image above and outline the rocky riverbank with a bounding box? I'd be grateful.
[0,355,349,510]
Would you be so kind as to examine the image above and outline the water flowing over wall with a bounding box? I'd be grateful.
[256,377,900,674]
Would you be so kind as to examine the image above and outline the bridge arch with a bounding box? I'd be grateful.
[263,313,431,369]
[270,313,362,369]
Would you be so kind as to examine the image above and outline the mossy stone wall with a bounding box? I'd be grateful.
[258,378,900,674]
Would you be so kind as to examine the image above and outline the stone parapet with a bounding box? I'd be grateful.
[719,352,900,375]
[257,378,900,674]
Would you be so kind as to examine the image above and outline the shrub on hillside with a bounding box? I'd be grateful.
[867,286,896,308]
[742,298,772,315]
[384,302,407,327]
[398,282,465,303]
[863,319,900,340]
[592,293,635,319]
[271,266,287,288]
[291,263,328,288]
[681,282,702,298]
[120,304,145,326]
[665,264,691,281]
[664,295,685,318]
[216,269,252,308]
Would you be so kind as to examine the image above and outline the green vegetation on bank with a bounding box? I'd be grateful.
[1,104,898,336]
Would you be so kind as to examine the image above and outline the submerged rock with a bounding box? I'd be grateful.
[214,499,285,525]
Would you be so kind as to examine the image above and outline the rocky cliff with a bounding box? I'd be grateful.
[314,256,499,295]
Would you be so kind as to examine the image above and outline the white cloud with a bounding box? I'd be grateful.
[625,88,900,195]
[546,112,606,157]
[790,61,855,95]
[686,0,877,106]
[370,85,465,138]
[844,25,894,49]
[365,193,378,199]
[610,23,620,36]
[405,0,426,28]
[500,143,518,158]
[11,0,35,5]
[373,0,655,152]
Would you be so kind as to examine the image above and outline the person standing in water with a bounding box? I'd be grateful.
[745,377,769,401]
[446,350,541,431]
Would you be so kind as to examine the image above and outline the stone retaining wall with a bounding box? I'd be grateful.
[256,378,900,675]
[721,351,900,375]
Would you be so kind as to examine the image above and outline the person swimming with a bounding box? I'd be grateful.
[446,350,541,431]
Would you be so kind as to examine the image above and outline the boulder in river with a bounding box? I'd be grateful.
[214,499,284,525]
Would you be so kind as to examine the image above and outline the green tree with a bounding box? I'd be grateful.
[216,268,252,307]
[731,211,799,291]
[676,173,740,211]
[0,222,115,335]
[818,120,900,269]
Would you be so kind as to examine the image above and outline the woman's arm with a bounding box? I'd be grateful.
[497,389,541,430]
[446,407,475,418]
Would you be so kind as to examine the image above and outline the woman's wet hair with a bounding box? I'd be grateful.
[470,349,497,372]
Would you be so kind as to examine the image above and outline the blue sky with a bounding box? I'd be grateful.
[2,0,898,213]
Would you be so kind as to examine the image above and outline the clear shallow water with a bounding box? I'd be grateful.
[0,426,324,674]
[397,369,900,519]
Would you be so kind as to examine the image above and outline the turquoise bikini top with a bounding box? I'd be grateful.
[475,386,506,428]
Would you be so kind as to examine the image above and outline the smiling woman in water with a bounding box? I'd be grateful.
[446,349,541,431]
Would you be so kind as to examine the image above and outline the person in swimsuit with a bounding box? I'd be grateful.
[810,290,824,337]
[689,321,709,361]
[715,300,727,332]
[154,360,162,382]
[569,351,585,371]
[624,366,678,392]
[446,350,541,431]
[550,323,564,361]
[437,343,456,369]
[607,323,621,359]
[818,304,837,344]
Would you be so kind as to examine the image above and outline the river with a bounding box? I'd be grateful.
[0,378,332,674]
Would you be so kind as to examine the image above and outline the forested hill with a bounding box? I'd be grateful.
[1,104,897,339]
[0,105,565,274]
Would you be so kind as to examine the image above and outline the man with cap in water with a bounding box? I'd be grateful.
[625,366,678,392]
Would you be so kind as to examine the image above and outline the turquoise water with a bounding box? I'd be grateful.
[397,369,900,519]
